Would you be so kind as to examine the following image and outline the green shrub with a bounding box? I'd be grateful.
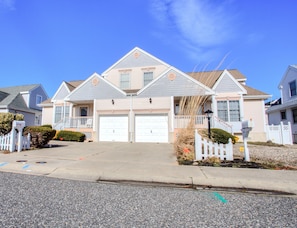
[0,113,24,135]
[55,130,85,142]
[210,128,237,144]
[41,124,52,129]
[24,126,56,148]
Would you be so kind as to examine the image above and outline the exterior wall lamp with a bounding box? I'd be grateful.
[204,109,213,139]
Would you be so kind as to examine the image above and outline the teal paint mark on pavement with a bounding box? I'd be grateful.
[212,192,228,203]
[0,162,8,167]
[22,164,30,169]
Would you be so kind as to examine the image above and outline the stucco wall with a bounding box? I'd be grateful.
[243,99,267,141]
[104,65,168,90]
[41,106,53,125]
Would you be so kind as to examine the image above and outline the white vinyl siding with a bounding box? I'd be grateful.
[289,80,296,97]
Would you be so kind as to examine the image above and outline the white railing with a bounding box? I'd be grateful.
[174,115,207,128]
[266,122,293,145]
[53,116,93,130]
[213,116,233,133]
[174,115,233,133]
[0,132,31,152]
[194,130,233,161]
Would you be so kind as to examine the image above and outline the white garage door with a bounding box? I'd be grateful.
[135,115,168,143]
[99,116,128,142]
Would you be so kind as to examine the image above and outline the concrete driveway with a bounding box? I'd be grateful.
[0,141,185,183]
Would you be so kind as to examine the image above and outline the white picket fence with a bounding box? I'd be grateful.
[0,132,31,152]
[266,122,292,145]
[194,130,233,161]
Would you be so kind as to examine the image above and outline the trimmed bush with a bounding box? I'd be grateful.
[24,126,56,148]
[0,113,24,135]
[41,124,52,129]
[210,128,237,144]
[55,130,85,142]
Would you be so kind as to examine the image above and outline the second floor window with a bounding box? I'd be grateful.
[120,73,130,89]
[36,95,42,105]
[289,80,296,97]
[144,72,153,86]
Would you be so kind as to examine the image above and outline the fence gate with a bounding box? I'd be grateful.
[194,130,233,161]
[266,122,292,145]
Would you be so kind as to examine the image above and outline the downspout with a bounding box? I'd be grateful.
[129,94,134,143]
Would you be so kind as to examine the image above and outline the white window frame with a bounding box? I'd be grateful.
[289,80,297,97]
[143,72,153,86]
[120,73,130,89]
[217,100,240,122]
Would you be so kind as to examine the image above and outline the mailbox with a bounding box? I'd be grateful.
[241,119,253,162]
[241,120,253,139]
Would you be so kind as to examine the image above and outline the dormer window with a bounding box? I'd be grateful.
[289,80,296,97]
[36,95,42,105]
[144,72,153,86]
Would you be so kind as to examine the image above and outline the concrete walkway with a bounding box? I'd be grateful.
[0,141,296,196]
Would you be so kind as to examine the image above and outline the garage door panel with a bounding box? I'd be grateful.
[99,116,128,142]
[135,115,168,143]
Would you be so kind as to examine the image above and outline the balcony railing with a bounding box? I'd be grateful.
[174,115,208,129]
[53,116,93,130]
[174,115,233,133]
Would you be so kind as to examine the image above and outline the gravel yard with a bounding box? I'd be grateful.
[233,143,297,168]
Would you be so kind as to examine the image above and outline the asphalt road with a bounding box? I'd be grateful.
[1,172,296,227]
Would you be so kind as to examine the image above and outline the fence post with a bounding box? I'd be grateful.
[9,130,16,152]
[226,138,233,160]
[280,122,284,145]
[26,133,31,149]
[288,122,292,144]
[195,130,202,160]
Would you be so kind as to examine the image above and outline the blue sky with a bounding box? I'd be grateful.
[0,0,296,100]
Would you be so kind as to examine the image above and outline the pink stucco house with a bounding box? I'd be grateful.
[40,47,270,143]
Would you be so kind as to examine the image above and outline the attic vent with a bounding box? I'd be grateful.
[134,51,140,58]
[168,73,176,81]
[92,77,99,86]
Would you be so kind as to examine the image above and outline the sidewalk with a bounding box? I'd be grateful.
[0,141,296,196]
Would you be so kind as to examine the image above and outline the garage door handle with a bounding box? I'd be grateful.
[151,130,152,133]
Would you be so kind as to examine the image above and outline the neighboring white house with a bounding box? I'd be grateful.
[40,47,271,143]
[0,84,49,126]
[266,65,297,143]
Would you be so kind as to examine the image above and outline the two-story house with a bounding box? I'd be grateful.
[0,84,49,126]
[41,47,270,143]
[266,65,297,142]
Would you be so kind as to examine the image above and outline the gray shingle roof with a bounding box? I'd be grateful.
[0,84,39,112]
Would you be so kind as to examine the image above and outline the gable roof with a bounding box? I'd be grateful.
[188,69,270,98]
[102,47,170,77]
[51,80,84,101]
[0,84,40,112]
[278,64,297,88]
[65,73,126,102]
[187,69,246,88]
[137,67,214,97]
[66,80,84,91]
